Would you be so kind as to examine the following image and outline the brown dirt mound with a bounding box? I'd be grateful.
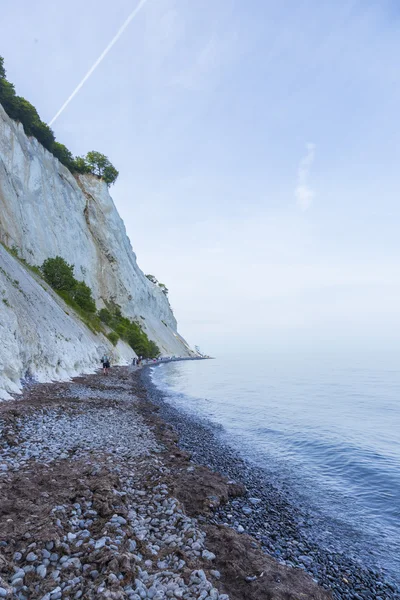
[205,525,331,600]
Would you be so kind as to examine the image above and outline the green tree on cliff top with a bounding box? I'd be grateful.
[85,151,119,186]
[0,55,119,185]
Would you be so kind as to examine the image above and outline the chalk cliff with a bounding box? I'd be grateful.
[0,103,194,398]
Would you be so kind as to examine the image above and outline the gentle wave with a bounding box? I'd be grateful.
[150,356,400,580]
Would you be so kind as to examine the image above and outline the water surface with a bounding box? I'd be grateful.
[150,354,400,581]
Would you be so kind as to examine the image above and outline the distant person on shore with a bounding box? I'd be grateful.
[101,354,110,375]
[132,357,137,366]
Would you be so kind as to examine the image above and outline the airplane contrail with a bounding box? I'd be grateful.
[49,0,151,125]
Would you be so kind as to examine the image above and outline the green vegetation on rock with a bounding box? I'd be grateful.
[85,151,119,186]
[41,256,99,332]
[107,331,119,346]
[145,274,169,297]
[0,56,118,186]
[99,303,160,358]
[41,257,97,315]
[42,257,77,293]
[40,257,159,358]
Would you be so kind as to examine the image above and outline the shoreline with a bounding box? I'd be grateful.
[139,364,400,600]
[0,366,331,600]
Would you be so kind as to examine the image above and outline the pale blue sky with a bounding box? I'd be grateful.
[1,0,400,355]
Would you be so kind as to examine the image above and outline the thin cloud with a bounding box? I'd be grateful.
[49,0,151,125]
[172,33,236,91]
[295,143,316,211]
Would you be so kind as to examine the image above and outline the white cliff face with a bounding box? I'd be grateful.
[0,245,135,399]
[0,104,194,397]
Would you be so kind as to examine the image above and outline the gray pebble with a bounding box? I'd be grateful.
[94,537,106,550]
[37,565,47,578]
[26,552,38,562]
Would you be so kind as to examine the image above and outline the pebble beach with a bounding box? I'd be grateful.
[0,364,395,599]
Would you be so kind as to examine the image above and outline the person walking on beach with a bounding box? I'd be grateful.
[101,353,110,375]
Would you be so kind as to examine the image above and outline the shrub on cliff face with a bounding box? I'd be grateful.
[41,258,160,356]
[98,308,113,325]
[158,283,169,297]
[42,257,76,291]
[41,256,96,313]
[146,274,169,297]
[146,274,158,285]
[99,302,160,358]
[73,281,96,313]
[107,332,119,346]
[52,143,75,171]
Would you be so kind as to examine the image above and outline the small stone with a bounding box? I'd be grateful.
[0,588,7,598]
[111,515,127,525]
[23,565,35,573]
[201,549,216,561]
[37,564,47,578]
[299,555,313,567]
[26,552,38,562]
[94,537,106,550]
[237,525,245,533]
[69,558,82,570]
[242,507,253,515]
[192,541,202,551]
[210,570,221,579]
[13,552,22,561]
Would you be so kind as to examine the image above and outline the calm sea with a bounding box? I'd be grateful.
[150,354,400,582]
